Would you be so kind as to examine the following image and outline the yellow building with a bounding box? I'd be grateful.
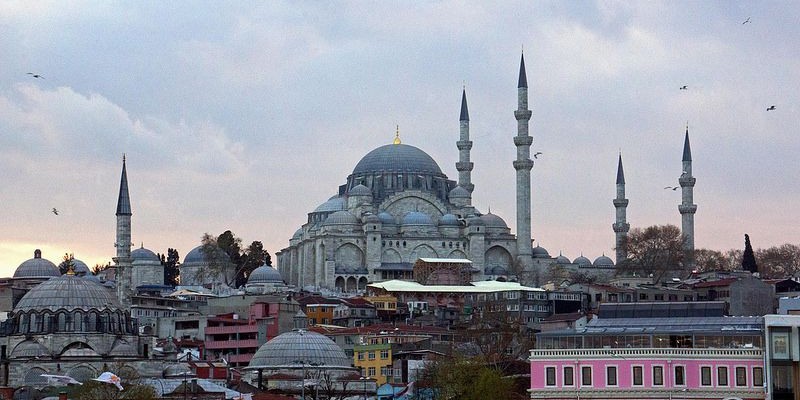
[353,343,393,385]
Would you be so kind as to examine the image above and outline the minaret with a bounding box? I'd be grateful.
[456,88,474,193]
[514,54,534,268]
[612,153,630,263]
[114,155,133,307]
[679,126,697,270]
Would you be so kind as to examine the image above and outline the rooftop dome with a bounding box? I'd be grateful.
[574,255,592,267]
[378,211,396,225]
[71,259,91,276]
[593,255,615,267]
[184,245,231,264]
[163,364,196,378]
[14,249,59,278]
[132,246,160,262]
[247,329,352,370]
[402,211,434,226]
[448,186,470,199]
[348,184,372,196]
[480,213,508,229]
[556,254,571,264]
[352,143,444,176]
[532,246,550,258]
[248,264,283,284]
[14,274,120,312]
[313,196,346,213]
[323,210,360,225]
[438,214,460,227]
[292,228,303,240]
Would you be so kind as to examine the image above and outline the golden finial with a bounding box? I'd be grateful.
[393,125,401,145]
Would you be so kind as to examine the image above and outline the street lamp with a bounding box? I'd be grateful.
[359,375,370,400]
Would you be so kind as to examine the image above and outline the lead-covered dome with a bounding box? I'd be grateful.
[532,246,551,258]
[14,274,120,312]
[593,255,615,267]
[184,245,231,264]
[132,247,160,262]
[439,214,460,227]
[248,264,283,284]
[348,184,372,196]
[574,255,592,267]
[323,210,360,226]
[314,196,346,213]
[247,329,352,370]
[353,144,444,176]
[378,211,396,225]
[402,211,434,226]
[14,249,59,278]
[481,213,508,229]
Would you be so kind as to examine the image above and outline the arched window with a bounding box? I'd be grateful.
[43,313,52,333]
[29,313,39,333]
[19,313,30,334]
[57,312,67,332]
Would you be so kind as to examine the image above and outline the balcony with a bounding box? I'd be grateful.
[530,347,764,360]
[205,325,259,335]
[204,339,260,350]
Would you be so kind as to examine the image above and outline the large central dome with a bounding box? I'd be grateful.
[352,143,444,176]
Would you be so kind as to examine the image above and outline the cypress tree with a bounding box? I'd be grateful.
[742,234,758,273]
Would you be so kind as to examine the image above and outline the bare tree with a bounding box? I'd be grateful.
[693,249,732,273]
[756,244,800,278]
[616,224,686,283]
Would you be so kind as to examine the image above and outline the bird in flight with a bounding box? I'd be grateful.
[52,208,59,215]
[767,105,776,111]
[679,85,687,90]
[27,72,44,79]
[742,17,751,25]
[533,152,542,159]
[664,186,679,191]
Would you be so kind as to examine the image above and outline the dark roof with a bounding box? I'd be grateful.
[693,278,738,288]
[542,312,585,323]
[352,143,445,176]
[598,301,727,319]
[116,157,132,216]
[616,154,625,184]
[460,89,469,121]
[518,53,528,88]
[682,128,692,162]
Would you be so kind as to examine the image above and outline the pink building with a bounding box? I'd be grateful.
[529,348,764,399]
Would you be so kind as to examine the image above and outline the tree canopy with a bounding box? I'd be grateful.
[616,224,686,283]
[193,230,272,288]
[418,355,517,400]
[742,234,758,273]
[160,248,180,286]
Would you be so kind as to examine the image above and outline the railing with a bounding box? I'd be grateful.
[204,339,260,350]
[530,347,763,359]
[205,325,259,335]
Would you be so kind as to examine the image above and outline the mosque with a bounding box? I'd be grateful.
[276,54,698,292]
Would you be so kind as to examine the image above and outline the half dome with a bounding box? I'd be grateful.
[402,211,434,226]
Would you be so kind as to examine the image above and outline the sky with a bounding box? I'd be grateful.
[1,1,798,277]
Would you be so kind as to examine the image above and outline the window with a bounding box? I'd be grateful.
[368,367,375,376]
[639,293,648,300]
[736,367,747,386]
[606,366,617,386]
[380,350,389,359]
[368,351,375,360]
[701,366,711,386]
[581,366,592,386]
[595,293,602,301]
[654,294,664,301]
[753,367,764,386]
[718,366,728,386]
[653,366,664,386]
[545,367,556,386]
[632,366,643,386]
[563,366,574,386]
[674,366,685,386]
[357,352,364,361]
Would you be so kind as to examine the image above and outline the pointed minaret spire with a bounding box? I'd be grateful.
[114,154,133,307]
[613,153,630,264]
[456,87,474,193]
[679,125,697,270]
[514,52,534,271]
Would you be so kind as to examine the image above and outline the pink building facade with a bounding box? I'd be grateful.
[530,348,765,399]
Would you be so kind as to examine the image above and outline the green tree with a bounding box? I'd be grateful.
[58,253,75,275]
[191,231,272,288]
[236,241,270,287]
[160,248,180,286]
[419,355,515,400]
[65,363,156,400]
[616,224,685,283]
[92,262,112,275]
[742,234,758,273]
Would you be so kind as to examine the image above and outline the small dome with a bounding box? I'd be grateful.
[348,184,372,196]
[378,211,396,225]
[480,213,508,229]
[574,255,592,267]
[438,214,460,227]
[248,264,283,284]
[183,245,231,264]
[402,211,434,226]
[448,186,470,199]
[313,197,346,213]
[363,213,380,223]
[532,246,550,258]
[132,246,160,262]
[556,254,571,264]
[593,255,615,267]
[292,228,303,240]
[163,364,195,378]
[70,259,91,275]
[14,249,59,278]
[14,274,121,312]
[323,210,360,225]
[247,330,352,370]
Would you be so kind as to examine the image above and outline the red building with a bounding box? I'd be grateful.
[204,301,288,368]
